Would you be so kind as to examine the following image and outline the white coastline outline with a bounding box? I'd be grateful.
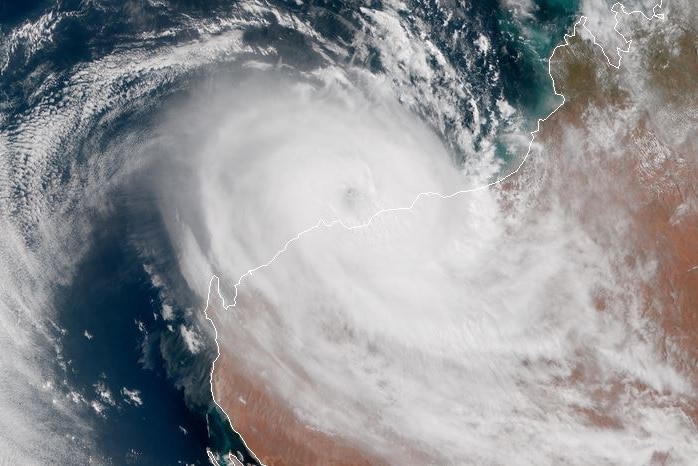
[203,2,665,464]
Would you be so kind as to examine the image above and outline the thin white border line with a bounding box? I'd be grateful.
[203,3,664,464]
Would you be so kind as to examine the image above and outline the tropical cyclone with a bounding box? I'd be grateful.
[205,2,698,465]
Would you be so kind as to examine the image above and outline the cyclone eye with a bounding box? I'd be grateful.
[344,186,359,203]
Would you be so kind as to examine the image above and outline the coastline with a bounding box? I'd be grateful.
[202,3,671,464]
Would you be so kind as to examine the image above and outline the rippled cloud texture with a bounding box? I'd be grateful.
[2,0,697,463]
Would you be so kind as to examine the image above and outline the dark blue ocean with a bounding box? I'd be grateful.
[54,209,248,464]
[0,0,579,463]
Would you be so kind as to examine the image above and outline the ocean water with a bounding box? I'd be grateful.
[0,0,595,463]
[52,203,257,463]
[55,225,212,464]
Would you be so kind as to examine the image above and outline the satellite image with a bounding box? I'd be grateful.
[1,0,697,464]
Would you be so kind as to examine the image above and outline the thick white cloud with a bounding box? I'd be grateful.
[1,0,694,463]
[190,3,698,463]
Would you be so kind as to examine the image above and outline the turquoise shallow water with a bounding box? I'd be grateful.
[494,0,580,163]
[54,209,257,464]
[1,0,584,463]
